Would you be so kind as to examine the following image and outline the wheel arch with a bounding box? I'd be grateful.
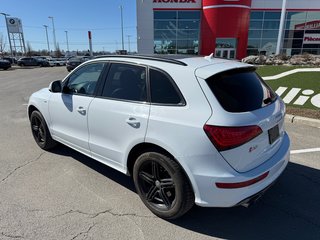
[127,142,195,196]
[28,105,39,120]
[28,104,51,130]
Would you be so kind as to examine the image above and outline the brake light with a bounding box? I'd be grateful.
[203,125,262,151]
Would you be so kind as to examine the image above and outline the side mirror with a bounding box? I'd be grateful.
[49,80,62,93]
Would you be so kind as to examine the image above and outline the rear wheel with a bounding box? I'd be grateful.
[133,152,194,219]
[30,111,57,150]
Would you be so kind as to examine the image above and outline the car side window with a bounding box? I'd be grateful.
[64,63,105,96]
[102,63,147,102]
[149,68,184,105]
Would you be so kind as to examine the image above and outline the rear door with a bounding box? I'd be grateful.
[197,66,286,172]
[25,58,32,66]
[88,62,150,171]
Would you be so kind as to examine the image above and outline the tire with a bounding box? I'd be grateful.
[30,110,57,150]
[20,63,24,67]
[133,152,194,219]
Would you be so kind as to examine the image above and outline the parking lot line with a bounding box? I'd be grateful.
[290,148,320,154]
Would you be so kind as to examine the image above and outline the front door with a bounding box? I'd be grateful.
[48,62,106,155]
[215,48,236,59]
[215,38,237,59]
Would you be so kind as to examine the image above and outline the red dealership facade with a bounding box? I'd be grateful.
[137,0,320,59]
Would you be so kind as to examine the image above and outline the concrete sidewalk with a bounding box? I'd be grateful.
[262,68,320,80]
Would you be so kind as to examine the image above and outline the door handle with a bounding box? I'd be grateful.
[77,106,86,115]
[126,117,140,129]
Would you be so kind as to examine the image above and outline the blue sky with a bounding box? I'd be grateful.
[0,0,137,53]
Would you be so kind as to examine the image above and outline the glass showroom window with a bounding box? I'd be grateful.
[247,11,263,56]
[247,11,280,56]
[154,11,200,54]
[282,11,320,56]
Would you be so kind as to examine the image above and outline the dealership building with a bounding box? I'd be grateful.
[136,0,320,59]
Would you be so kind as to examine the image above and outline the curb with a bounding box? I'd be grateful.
[285,114,320,128]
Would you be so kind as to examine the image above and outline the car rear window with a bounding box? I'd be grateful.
[206,68,276,112]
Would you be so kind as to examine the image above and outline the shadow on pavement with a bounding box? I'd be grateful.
[50,145,320,239]
[173,162,320,240]
[50,145,135,192]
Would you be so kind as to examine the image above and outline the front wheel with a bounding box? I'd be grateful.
[30,111,57,150]
[133,152,194,219]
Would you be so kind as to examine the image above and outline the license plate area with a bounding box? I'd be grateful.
[268,125,280,144]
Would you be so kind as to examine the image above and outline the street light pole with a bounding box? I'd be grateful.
[65,31,69,52]
[43,25,50,54]
[276,0,287,55]
[0,12,13,56]
[120,5,124,51]
[48,16,57,51]
[127,35,131,53]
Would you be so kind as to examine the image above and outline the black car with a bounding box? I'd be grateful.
[66,56,91,72]
[0,59,11,70]
[17,57,49,67]
[2,57,17,64]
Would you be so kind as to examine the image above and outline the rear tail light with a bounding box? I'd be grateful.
[203,125,262,151]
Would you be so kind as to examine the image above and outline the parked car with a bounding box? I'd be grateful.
[47,59,56,67]
[66,56,91,72]
[54,58,67,66]
[2,57,17,64]
[28,55,290,219]
[17,57,49,67]
[34,57,50,67]
[0,59,11,70]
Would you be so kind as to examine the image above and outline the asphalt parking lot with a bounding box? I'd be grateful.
[0,67,319,240]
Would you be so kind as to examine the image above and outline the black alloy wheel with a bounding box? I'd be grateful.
[139,160,175,210]
[133,152,194,219]
[30,111,57,150]
[31,114,45,145]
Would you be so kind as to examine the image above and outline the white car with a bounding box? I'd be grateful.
[54,58,67,66]
[47,59,56,67]
[28,55,290,219]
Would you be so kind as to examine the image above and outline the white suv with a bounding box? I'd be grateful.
[28,55,290,219]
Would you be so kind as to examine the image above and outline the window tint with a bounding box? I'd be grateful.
[154,11,176,20]
[102,63,147,102]
[206,68,276,112]
[64,63,105,95]
[150,69,183,105]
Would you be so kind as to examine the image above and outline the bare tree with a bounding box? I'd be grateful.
[26,41,33,57]
[55,43,62,58]
[40,49,49,56]
[0,34,6,56]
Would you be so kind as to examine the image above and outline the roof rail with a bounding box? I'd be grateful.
[93,54,188,66]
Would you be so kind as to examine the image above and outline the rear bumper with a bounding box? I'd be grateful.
[192,132,290,207]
